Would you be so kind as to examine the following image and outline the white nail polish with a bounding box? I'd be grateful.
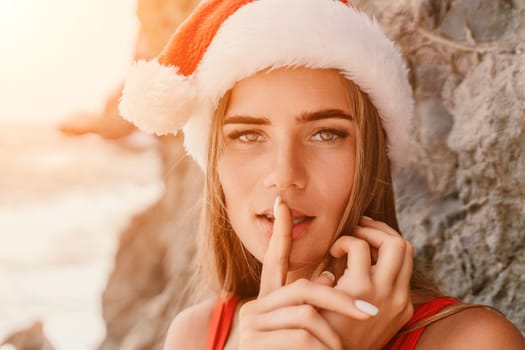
[362,216,373,221]
[320,271,336,283]
[273,196,281,220]
[355,300,379,316]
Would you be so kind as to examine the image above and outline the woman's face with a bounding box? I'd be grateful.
[217,67,356,276]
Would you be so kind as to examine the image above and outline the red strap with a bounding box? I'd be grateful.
[384,297,460,350]
[205,295,240,350]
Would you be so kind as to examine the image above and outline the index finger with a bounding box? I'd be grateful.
[258,196,292,298]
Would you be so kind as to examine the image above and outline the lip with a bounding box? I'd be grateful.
[257,207,311,218]
[255,207,315,240]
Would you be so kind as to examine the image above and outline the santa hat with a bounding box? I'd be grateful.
[119,0,414,173]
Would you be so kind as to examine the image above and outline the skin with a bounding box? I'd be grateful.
[218,67,357,280]
[217,68,413,349]
[163,68,525,350]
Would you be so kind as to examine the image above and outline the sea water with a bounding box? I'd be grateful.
[0,122,163,350]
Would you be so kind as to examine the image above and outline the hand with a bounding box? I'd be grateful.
[316,217,414,350]
[238,197,373,350]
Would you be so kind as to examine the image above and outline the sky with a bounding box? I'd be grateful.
[0,0,139,123]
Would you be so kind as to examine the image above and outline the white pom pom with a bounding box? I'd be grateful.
[182,102,214,170]
[119,60,197,135]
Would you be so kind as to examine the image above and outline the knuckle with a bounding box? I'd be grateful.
[387,236,406,250]
[391,291,409,310]
[333,235,351,250]
[404,301,415,321]
[294,278,310,289]
[337,235,352,244]
[352,238,370,251]
[239,301,255,318]
[299,304,317,321]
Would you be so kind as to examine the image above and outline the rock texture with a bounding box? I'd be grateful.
[357,0,525,333]
[99,1,525,349]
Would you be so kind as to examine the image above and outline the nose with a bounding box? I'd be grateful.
[262,138,307,191]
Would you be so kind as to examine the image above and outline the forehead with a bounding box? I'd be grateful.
[225,67,352,118]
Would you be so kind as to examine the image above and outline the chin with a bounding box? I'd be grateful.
[287,251,326,274]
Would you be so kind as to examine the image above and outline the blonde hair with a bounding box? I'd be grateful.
[197,72,439,300]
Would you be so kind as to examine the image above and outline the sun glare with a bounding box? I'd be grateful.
[0,1,27,29]
[0,0,138,123]
[0,0,49,40]
[0,1,16,29]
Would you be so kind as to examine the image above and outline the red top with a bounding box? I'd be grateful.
[384,297,459,349]
[204,295,241,350]
[204,295,459,350]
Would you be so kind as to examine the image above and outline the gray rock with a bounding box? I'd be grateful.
[393,0,525,333]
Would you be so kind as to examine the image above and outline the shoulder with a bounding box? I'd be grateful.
[416,305,525,350]
[163,297,217,350]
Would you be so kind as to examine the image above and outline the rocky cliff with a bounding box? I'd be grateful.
[361,0,525,332]
[99,1,525,349]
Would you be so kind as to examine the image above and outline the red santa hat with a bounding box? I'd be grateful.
[119,0,414,173]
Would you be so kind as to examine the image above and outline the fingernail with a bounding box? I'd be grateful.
[362,216,373,221]
[273,196,281,220]
[320,271,335,283]
[355,300,379,316]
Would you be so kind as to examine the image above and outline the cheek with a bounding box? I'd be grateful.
[218,156,268,260]
[218,146,270,196]
[218,153,259,206]
[307,155,355,257]
[313,152,355,210]
[218,154,260,226]
[328,169,354,213]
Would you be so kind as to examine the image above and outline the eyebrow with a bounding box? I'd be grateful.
[299,109,354,122]
[223,109,353,125]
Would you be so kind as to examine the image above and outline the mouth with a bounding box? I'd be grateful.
[255,208,316,240]
[257,213,314,225]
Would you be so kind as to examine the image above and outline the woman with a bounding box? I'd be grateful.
[119,0,525,349]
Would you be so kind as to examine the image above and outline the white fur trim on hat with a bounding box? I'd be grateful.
[120,0,414,174]
[119,60,197,135]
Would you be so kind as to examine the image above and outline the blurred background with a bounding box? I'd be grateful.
[0,1,524,350]
[0,0,137,124]
[0,0,163,349]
